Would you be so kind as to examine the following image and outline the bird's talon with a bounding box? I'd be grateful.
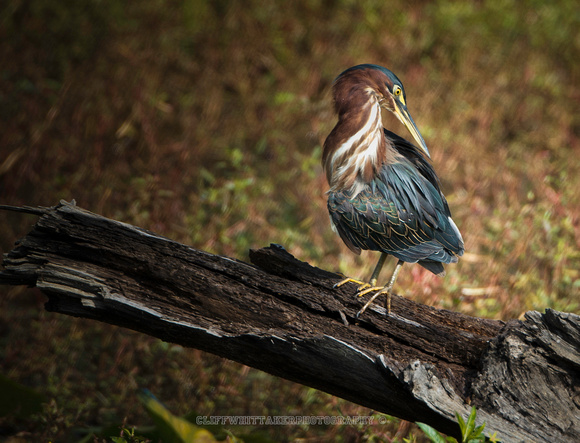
[333,277,366,289]
[357,286,384,297]
[355,282,371,292]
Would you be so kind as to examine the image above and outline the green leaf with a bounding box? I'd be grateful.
[464,406,477,439]
[470,423,486,439]
[416,422,448,443]
[0,374,45,418]
[455,411,466,435]
[138,390,217,443]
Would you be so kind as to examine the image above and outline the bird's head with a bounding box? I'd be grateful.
[332,64,430,158]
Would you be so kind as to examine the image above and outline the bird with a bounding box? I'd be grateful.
[322,64,464,317]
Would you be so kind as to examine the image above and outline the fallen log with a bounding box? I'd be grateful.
[1,201,578,441]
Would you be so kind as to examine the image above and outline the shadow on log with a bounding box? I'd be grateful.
[1,201,579,441]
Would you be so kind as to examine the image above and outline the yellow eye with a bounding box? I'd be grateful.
[393,85,402,96]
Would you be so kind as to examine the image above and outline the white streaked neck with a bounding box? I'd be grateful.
[329,97,384,196]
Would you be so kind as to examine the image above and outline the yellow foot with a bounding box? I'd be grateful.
[334,277,392,318]
[333,277,370,291]
[357,288,392,318]
[356,285,385,297]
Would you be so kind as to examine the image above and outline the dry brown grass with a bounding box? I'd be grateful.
[1,0,578,440]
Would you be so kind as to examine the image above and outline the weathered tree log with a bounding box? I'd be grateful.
[0,201,578,441]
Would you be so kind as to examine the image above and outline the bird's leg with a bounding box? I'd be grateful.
[357,259,404,317]
[356,253,388,296]
[333,252,388,292]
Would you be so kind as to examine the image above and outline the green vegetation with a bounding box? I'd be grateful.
[417,407,497,443]
[0,0,578,440]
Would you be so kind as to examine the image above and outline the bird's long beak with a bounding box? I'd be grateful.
[393,102,431,158]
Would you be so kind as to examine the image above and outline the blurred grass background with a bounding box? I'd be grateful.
[0,0,578,440]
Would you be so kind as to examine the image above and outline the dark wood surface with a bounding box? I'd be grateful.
[1,201,579,441]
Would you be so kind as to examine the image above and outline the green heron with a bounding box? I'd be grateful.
[323,64,464,317]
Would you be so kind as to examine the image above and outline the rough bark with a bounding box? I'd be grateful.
[1,201,579,441]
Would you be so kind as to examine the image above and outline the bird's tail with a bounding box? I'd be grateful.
[418,260,446,277]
